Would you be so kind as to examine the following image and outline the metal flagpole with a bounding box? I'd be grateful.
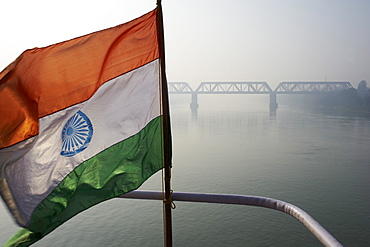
[156,1,173,246]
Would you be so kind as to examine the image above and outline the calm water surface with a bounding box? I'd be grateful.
[1,96,369,246]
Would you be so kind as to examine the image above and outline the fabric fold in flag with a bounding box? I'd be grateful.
[0,8,170,247]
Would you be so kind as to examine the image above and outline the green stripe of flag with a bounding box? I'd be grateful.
[5,116,164,247]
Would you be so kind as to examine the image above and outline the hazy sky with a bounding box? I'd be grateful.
[1,0,369,89]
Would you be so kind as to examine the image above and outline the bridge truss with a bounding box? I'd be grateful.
[168,82,193,94]
[195,82,272,94]
[274,82,353,94]
[167,81,355,111]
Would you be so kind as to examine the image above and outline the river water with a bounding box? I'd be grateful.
[1,95,369,246]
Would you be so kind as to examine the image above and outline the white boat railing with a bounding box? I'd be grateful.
[119,190,342,247]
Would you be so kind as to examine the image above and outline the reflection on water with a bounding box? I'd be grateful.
[1,99,369,246]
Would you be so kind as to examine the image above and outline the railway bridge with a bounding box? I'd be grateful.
[168,81,353,112]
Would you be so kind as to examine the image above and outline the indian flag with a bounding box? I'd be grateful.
[0,8,170,246]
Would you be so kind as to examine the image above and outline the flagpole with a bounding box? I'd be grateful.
[156,1,173,246]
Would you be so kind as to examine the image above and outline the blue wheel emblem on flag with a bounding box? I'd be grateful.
[61,110,93,157]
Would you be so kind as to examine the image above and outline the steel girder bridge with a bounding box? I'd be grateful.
[274,82,353,93]
[168,81,353,111]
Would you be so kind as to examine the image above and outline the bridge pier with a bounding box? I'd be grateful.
[190,92,199,110]
[269,93,278,112]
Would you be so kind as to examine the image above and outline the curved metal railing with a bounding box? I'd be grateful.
[119,191,342,247]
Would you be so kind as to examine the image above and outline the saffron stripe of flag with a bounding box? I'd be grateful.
[0,9,158,149]
[0,8,168,247]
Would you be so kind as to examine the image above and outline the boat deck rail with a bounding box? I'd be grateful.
[119,190,342,247]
